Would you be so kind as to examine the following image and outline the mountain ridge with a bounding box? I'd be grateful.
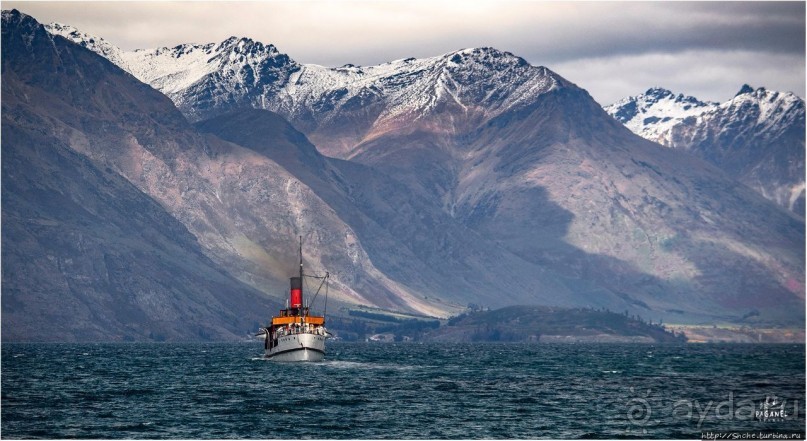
[605,86,805,214]
[44,22,574,158]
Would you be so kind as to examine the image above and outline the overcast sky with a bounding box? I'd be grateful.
[6,1,805,105]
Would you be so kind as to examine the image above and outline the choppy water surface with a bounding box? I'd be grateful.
[2,342,804,438]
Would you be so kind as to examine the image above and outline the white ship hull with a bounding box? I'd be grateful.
[265,332,326,362]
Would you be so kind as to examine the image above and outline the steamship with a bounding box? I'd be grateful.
[258,238,329,361]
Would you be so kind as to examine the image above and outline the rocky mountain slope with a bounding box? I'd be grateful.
[2,11,280,341]
[13,12,805,330]
[194,110,596,314]
[3,10,480,340]
[605,87,805,215]
[353,81,804,326]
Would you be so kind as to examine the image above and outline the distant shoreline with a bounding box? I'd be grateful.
[664,325,805,344]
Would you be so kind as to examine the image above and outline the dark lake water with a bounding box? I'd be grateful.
[2,342,804,439]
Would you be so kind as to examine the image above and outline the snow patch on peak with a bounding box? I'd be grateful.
[448,47,528,66]
[720,86,804,136]
[45,21,128,67]
[120,44,221,94]
[42,23,301,95]
[604,88,717,145]
[119,37,298,95]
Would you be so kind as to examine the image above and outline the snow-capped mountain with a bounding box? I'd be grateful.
[20,13,805,333]
[604,87,718,145]
[45,23,287,95]
[606,86,805,214]
[45,23,569,157]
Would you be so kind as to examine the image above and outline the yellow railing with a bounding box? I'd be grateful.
[272,315,325,326]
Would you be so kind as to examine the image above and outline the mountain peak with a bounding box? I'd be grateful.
[2,8,26,24]
[2,9,65,61]
[211,35,294,71]
[2,8,42,38]
[218,36,281,55]
[441,47,571,95]
[727,84,803,111]
[444,47,531,73]
[641,87,707,107]
[736,84,755,97]
[645,86,674,98]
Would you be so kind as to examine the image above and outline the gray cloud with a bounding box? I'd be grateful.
[532,2,805,62]
[554,50,806,105]
[6,1,804,104]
